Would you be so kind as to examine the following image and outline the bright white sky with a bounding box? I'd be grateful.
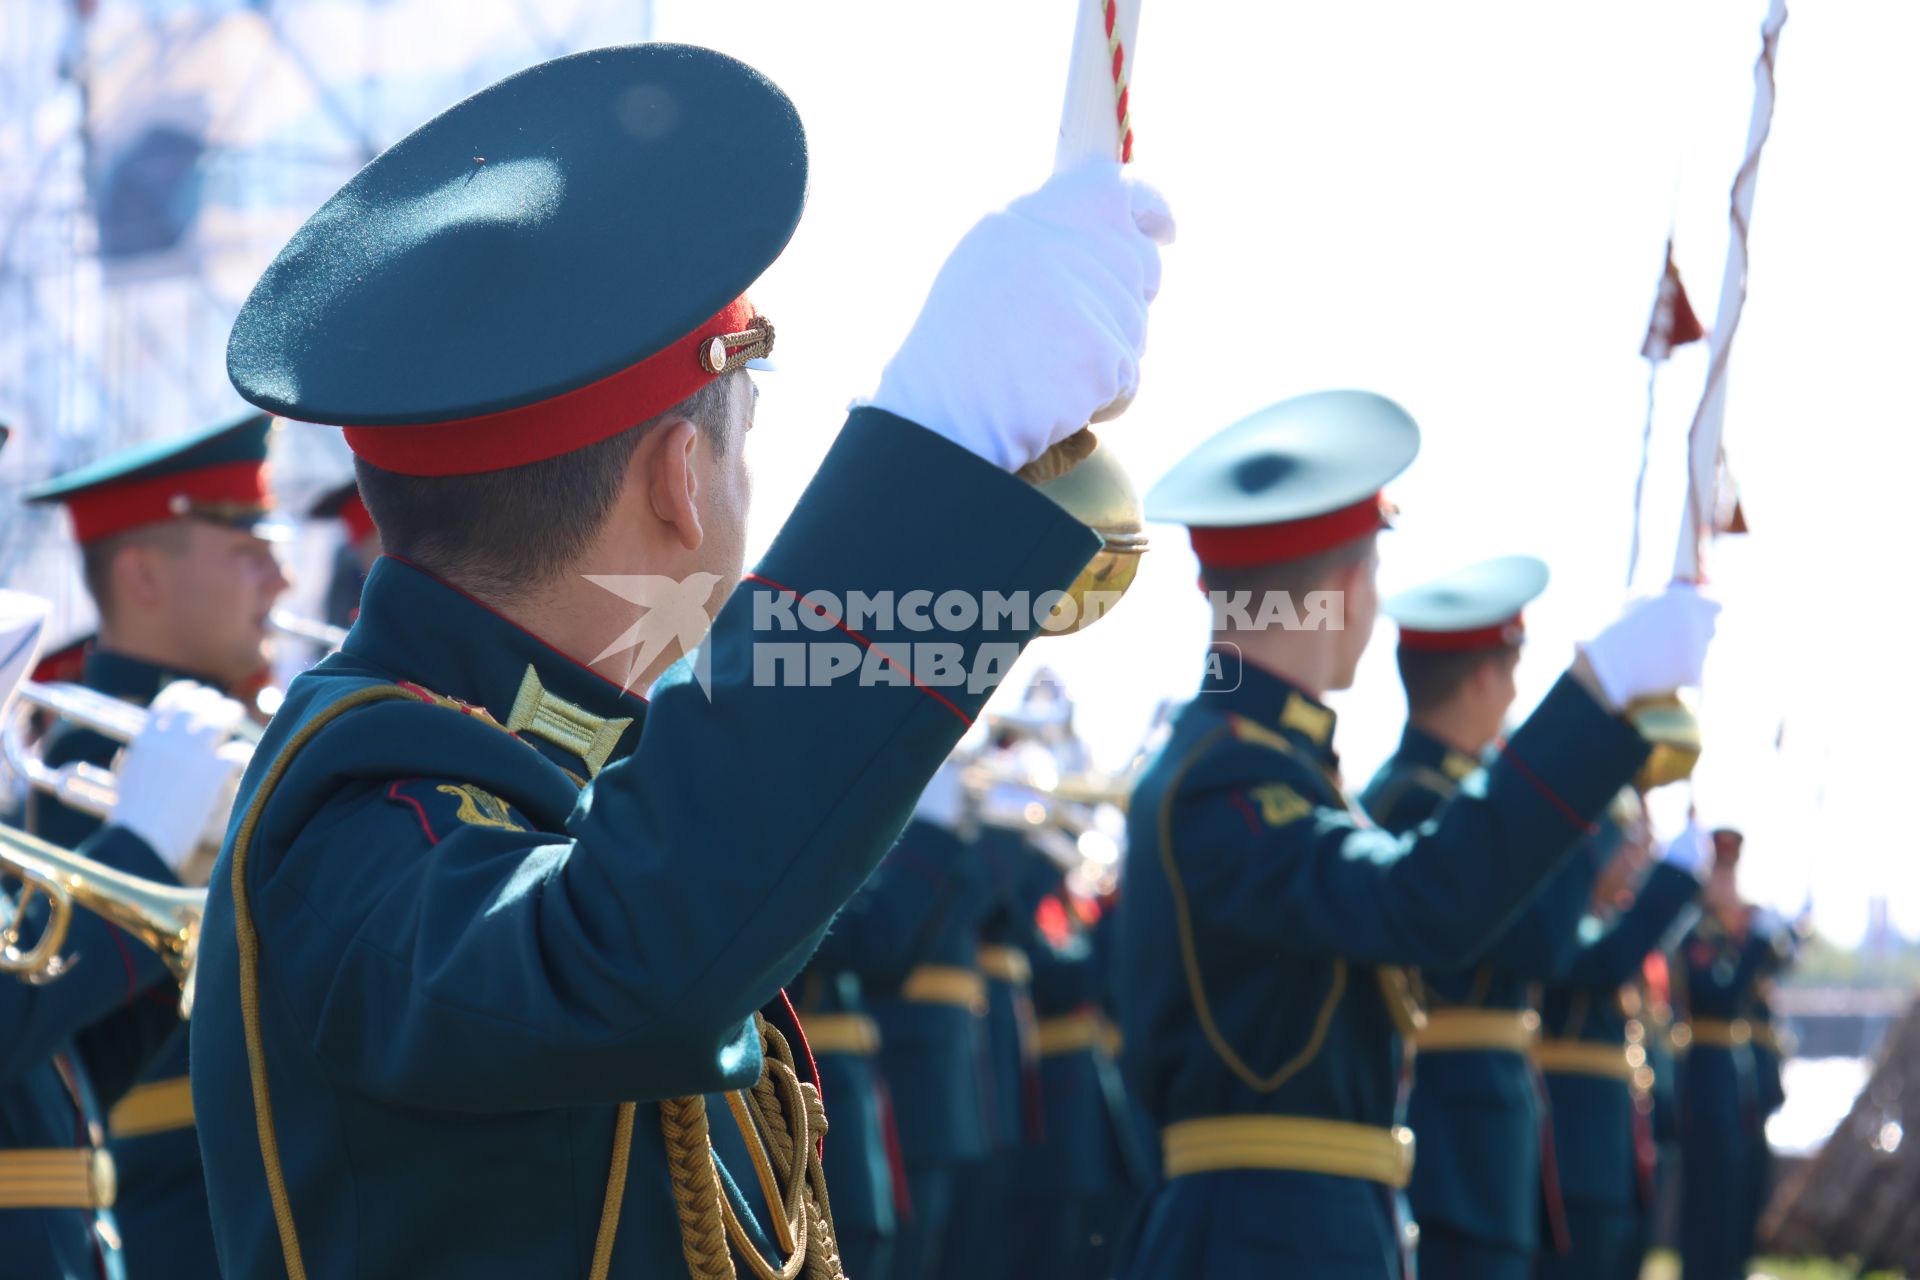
[6,1,1911,945]
[653,0,1919,945]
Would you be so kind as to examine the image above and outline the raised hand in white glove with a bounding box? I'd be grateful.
[111,681,250,873]
[913,758,972,832]
[1577,583,1721,711]
[1657,820,1712,879]
[871,162,1175,473]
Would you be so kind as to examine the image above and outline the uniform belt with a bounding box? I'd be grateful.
[1034,1010,1114,1057]
[1162,1116,1416,1189]
[0,1148,117,1209]
[976,945,1031,986]
[1751,1023,1790,1054]
[1533,1039,1641,1081]
[1684,1017,1752,1049]
[798,1013,882,1056]
[1413,1008,1540,1054]
[108,1076,197,1139]
[900,965,988,1014]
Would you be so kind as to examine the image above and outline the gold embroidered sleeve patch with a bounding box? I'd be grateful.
[434,784,527,832]
[1248,783,1312,828]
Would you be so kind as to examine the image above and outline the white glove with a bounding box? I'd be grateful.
[1578,583,1721,709]
[1657,820,1712,879]
[111,681,250,872]
[914,758,971,831]
[871,162,1175,472]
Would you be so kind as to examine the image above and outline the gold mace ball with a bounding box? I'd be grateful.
[1025,431,1149,636]
[1626,691,1703,791]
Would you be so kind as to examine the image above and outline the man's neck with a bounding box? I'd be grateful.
[1410,704,1493,758]
[1224,629,1339,701]
[94,624,225,692]
[480,571,683,697]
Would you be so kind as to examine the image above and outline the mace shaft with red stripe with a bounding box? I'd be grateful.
[1057,0,1141,172]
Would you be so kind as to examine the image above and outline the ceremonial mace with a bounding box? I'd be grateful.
[1027,0,1150,635]
[1630,0,1787,788]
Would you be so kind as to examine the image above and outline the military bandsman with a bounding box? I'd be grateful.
[1673,827,1790,1280]
[1534,803,1706,1280]
[864,770,997,1280]
[308,479,381,632]
[1112,390,1717,1278]
[1358,555,1605,1280]
[187,41,1169,1280]
[2,575,249,1280]
[20,410,289,1279]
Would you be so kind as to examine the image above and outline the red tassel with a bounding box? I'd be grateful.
[1642,241,1706,361]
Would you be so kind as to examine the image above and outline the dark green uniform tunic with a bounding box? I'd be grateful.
[790,917,901,1280]
[1003,840,1147,1280]
[1,822,175,1280]
[1359,724,1601,1280]
[27,650,219,1280]
[189,412,1097,1279]
[862,819,995,1280]
[1535,862,1699,1280]
[1736,913,1797,1267]
[1114,657,1647,1280]
[1673,912,1769,1280]
[939,826,1040,1280]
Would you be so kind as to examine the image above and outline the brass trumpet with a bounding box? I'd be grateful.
[0,822,204,1017]
[2,679,260,820]
[270,609,348,653]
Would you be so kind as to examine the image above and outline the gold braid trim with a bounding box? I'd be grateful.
[660,1017,847,1280]
[662,1096,734,1280]
[230,684,640,1280]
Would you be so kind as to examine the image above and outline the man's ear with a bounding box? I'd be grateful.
[1331,551,1371,601]
[112,541,168,614]
[641,418,704,552]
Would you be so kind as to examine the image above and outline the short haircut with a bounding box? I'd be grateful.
[1197,532,1378,604]
[355,373,739,601]
[80,521,190,626]
[1396,643,1520,715]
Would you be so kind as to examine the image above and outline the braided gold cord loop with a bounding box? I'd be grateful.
[661,1095,734,1280]
[660,1016,847,1280]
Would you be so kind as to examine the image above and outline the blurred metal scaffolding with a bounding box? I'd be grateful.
[0,0,654,629]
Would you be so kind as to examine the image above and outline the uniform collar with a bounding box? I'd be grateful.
[342,556,648,779]
[83,648,217,706]
[1199,648,1339,767]
[1393,722,1483,784]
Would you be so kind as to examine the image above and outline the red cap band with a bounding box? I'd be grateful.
[1188,493,1390,570]
[1398,612,1526,653]
[341,296,756,477]
[66,460,272,544]
[337,492,376,544]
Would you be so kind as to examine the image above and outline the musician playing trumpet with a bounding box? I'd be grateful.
[18,411,284,1280]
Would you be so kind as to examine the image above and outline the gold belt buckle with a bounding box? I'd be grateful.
[89,1149,118,1209]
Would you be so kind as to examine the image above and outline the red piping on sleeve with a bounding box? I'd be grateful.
[1494,741,1598,836]
[1228,791,1263,838]
[743,572,972,728]
[385,780,441,846]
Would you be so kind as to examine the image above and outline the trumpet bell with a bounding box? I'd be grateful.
[1627,692,1702,791]
[1033,440,1148,636]
[0,822,203,1016]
